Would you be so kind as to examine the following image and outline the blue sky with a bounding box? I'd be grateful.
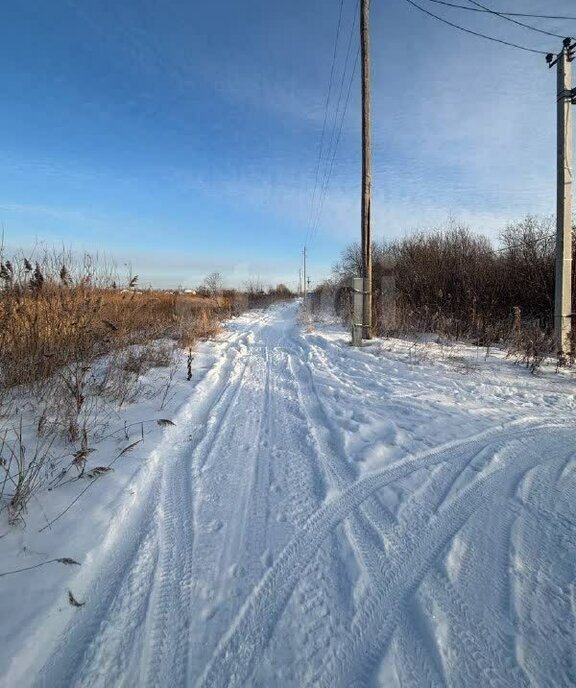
[0,0,572,288]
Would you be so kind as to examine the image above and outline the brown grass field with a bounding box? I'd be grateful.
[0,283,227,389]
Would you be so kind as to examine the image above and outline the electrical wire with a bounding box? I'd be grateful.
[310,46,361,243]
[309,0,360,245]
[465,0,566,40]
[424,0,576,22]
[317,0,359,208]
[402,0,551,54]
[305,0,346,248]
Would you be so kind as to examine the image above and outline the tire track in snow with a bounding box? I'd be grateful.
[28,319,259,688]
[368,445,504,683]
[244,333,345,686]
[513,453,576,687]
[281,347,357,683]
[341,445,493,686]
[237,344,274,580]
[196,419,554,688]
[30,423,187,687]
[250,342,336,686]
[138,313,286,684]
[185,308,308,678]
[288,342,357,486]
[82,534,159,688]
[291,334,515,688]
[393,598,447,688]
[288,334,424,684]
[287,538,346,686]
[141,331,256,686]
[321,431,574,687]
[319,463,534,688]
[140,453,194,687]
[322,433,569,687]
[184,339,273,677]
[437,442,548,685]
[421,568,526,688]
[19,304,575,688]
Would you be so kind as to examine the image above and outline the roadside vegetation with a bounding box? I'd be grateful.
[314,215,575,370]
[0,247,293,526]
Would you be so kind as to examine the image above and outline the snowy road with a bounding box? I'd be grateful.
[6,302,576,687]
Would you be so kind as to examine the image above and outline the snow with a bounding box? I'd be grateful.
[1,301,575,687]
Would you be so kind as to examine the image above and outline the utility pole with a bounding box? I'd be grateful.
[361,0,373,339]
[547,38,575,356]
[298,266,302,296]
[303,246,308,305]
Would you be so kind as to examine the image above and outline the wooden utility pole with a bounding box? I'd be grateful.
[548,38,575,355]
[361,0,373,339]
[303,246,308,305]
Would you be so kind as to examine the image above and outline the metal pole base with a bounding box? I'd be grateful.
[351,277,364,347]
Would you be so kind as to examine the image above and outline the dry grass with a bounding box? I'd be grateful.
[0,262,225,390]
[0,254,211,522]
[0,256,226,518]
[0,249,295,525]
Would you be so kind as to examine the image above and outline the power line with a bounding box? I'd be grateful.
[309,1,360,245]
[306,0,345,247]
[311,46,360,242]
[423,0,576,22]
[402,0,551,54]
[305,0,346,248]
[464,0,566,40]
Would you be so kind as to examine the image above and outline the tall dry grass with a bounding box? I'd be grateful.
[0,252,229,389]
[0,248,295,524]
[0,251,218,523]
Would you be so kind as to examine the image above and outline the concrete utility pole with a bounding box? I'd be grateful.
[361,0,373,339]
[548,38,575,355]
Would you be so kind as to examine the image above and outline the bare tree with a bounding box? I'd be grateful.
[203,272,223,306]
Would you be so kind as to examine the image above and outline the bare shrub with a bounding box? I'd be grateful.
[331,215,567,362]
[0,420,57,525]
[506,324,555,374]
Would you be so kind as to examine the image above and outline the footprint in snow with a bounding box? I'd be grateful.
[204,520,223,533]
